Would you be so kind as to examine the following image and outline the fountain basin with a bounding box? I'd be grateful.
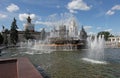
[33,39,87,50]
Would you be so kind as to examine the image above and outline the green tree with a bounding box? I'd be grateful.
[0,33,3,45]
[10,18,18,45]
[97,31,114,41]
[3,29,9,46]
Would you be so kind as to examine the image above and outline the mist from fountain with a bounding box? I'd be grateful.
[82,35,107,64]
[20,13,80,52]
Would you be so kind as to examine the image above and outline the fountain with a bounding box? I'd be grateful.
[20,14,87,51]
[82,35,107,64]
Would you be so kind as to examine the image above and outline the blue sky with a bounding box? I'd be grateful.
[0,0,120,35]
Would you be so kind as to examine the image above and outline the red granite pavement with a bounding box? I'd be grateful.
[0,59,18,78]
[0,58,43,78]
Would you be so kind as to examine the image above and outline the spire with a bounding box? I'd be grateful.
[2,25,5,30]
[81,25,86,32]
[80,25,87,40]
[81,25,84,30]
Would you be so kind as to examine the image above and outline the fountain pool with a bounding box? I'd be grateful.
[0,48,120,78]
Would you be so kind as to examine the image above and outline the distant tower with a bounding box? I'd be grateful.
[69,18,78,37]
[79,26,87,40]
[24,15,35,32]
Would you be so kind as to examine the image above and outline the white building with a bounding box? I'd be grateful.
[69,18,78,38]
[108,36,120,42]
[106,36,120,48]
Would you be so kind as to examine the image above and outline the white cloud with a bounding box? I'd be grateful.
[70,9,77,13]
[19,13,36,21]
[6,3,19,12]
[35,21,56,26]
[104,29,112,32]
[0,13,7,19]
[56,5,60,8]
[36,13,75,27]
[84,26,92,30]
[111,5,120,10]
[106,10,115,15]
[67,0,91,13]
[97,27,101,30]
[106,5,120,15]
[88,32,96,35]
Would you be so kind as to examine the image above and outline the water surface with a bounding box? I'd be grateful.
[1,48,120,78]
